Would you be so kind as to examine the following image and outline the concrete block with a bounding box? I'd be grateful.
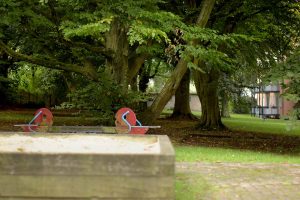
[0,133,175,199]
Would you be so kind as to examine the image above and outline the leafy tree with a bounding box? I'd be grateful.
[192,0,300,129]
[8,63,68,106]
[271,46,300,102]
[1,0,299,131]
[141,0,216,123]
[0,0,181,109]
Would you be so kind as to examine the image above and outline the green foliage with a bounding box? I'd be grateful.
[136,43,164,55]
[8,63,68,106]
[270,47,300,102]
[231,95,254,114]
[56,0,182,47]
[61,20,112,40]
[1,0,300,127]
[292,108,300,120]
[9,64,65,94]
[127,10,182,45]
[184,45,235,72]
[61,72,150,121]
[179,25,259,73]
[128,23,170,45]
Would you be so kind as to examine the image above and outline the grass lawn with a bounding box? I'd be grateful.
[222,114,300,136]
[0,109,103,127]
[175,146,300,164]
[173,113,300,163]
[163,110,300,136]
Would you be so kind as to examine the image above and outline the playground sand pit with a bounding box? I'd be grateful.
[0,133,175,199]
[0,134,160,154]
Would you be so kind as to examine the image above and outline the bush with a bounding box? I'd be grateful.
[232,95,254,114]
[57,73,149,124]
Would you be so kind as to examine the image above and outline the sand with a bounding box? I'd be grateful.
[0,134,160,154]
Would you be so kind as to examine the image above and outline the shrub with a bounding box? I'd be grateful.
[232,95,254,114]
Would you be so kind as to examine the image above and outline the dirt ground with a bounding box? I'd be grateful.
[149,118,300,155]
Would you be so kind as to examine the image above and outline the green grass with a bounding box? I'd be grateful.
[0,110,102,125]
[175,146,300,164]
[222,114,300,136]
[0,111,33,122]
[162,110,300,136]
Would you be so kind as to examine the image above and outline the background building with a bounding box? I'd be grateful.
[251,83,295,118]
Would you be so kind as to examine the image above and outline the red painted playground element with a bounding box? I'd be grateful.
[14,107,159,134]
[115,107,160,134]
[14,108,53,132]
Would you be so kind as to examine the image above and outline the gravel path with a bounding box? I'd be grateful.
[176,162,300,200]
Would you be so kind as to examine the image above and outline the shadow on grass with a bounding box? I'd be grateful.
[180,131,300,155]
[150,118,300,155]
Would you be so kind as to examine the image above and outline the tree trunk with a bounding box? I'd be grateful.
[141,0,215,123]
[105,19,129,91]
[192,5,239,130]
[0,53,11,105]
[193,66,225,130]
[221,90,230,118]
[170,69,197,119]
[138,63,150,93]
[141,59,188,123]
[127,53,149,84]
[130,75,138,91]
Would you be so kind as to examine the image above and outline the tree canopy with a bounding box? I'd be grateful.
[0,0,299,128]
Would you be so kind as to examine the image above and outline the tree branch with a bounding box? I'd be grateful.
[127,53,149,83]
[62,39,114,58]
[31,3,112,58]
[0,40,99,81]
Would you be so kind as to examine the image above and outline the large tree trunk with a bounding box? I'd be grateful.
[170,69,197,119]
[141,0,215,123]
[193,66,225,130]
[192,12,239,129]
[105,19,129,91]
[141,59,188,123]
[130,75,138,91]
[221,90,230,118]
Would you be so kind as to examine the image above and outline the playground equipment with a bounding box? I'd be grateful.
[115,107,160,134]
[14,108,53,132]
[14,107,159,134]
